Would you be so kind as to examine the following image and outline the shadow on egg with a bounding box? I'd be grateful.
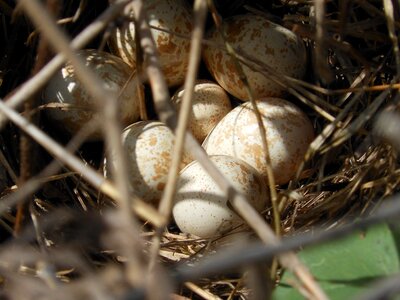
[173,155,268,238]
[42,49,142,141]
[107,121,190,205]
[173,187,245,238]
[203,98,315,185]
[125,125,163,204]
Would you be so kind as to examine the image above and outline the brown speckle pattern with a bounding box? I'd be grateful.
[109,0,193,87]
[203,14,307,101]
[111,121,192,204]
[171,80,232,143]
[203,98,315,185]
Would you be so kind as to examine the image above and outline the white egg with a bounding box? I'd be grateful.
[109,0,193,87]
[171,80,232,143]
[108,120,191,204]
[173,155,268,238]
[42,49,143,140]
[203,14,307,101]
[203,98,314,185]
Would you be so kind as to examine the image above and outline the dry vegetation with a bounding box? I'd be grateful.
[0,0,400,299]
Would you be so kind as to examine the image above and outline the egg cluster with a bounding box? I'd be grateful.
[41,2,314,238]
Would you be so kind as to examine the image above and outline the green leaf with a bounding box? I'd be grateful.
[273,224,400,300]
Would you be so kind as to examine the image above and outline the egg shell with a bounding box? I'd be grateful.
[42,49,143,140]
[173,155,268,238]
[110,120,191,204]
[109,0,193,87]
[203,98,314,185]
[203,14,307,101]
[171,80,232,142]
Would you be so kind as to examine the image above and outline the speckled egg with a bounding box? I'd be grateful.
[42,49,143,140]
[110,120,191,204]
[109,0,193,87]
[171,80,232,143]
[203,98,314,185]
[203,14,307,101]
[173,155,268,238]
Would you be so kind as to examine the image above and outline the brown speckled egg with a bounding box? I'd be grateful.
[203,98,314,185]
[173,155,268,238]
[203,14,307,101]
[109,0,192,87]
[171,80,232,143]
[112,121,191,204]
[42,49,143,140]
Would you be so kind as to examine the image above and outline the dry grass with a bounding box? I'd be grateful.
[0,0,399,299]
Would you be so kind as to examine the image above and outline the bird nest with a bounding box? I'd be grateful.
[0,0,399,299]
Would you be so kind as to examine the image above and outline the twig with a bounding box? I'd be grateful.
[284,89,366,200]
[15,0,59,236]
[337,69,368,106]
[18,0,152,286]
[283,66,389,211]
[207,0,280,237]
[0,0,130,129]
[132,18,399,101]
[29,201,59,289]
[173,192,400,283]
[320,89,391,153]
[206,0,284,282]
[184,282,222,300]
[230,191,328,300]
[125,1,186,297]
[246,264,273,300]
[147,0,208,272]
[132,0,327,297]
[383,0,400,76]
[312,0,334,83]
[0,100,162,226]
[0,118,97,217]
[0,148,18,183]
[205,2,327,299]
[356,272,400,300]
[228,49,337,122]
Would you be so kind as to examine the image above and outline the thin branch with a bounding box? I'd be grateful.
[205,2,327,299]
[383,0,400,76]
[131,0,327,298]
[0,99,162,226]
[356,272,400,300]
[0,118,97,217]
[173,192,400,284]
[148,0,208,271]
[285,88,366,197]
[320,89,391,153]
[184,282,222,300]
[313,0,334,83]
[206,0,281,237]
[16,0,159,285]
[0,0,130,128]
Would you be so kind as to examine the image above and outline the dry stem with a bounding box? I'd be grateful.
[147,0,208,272]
